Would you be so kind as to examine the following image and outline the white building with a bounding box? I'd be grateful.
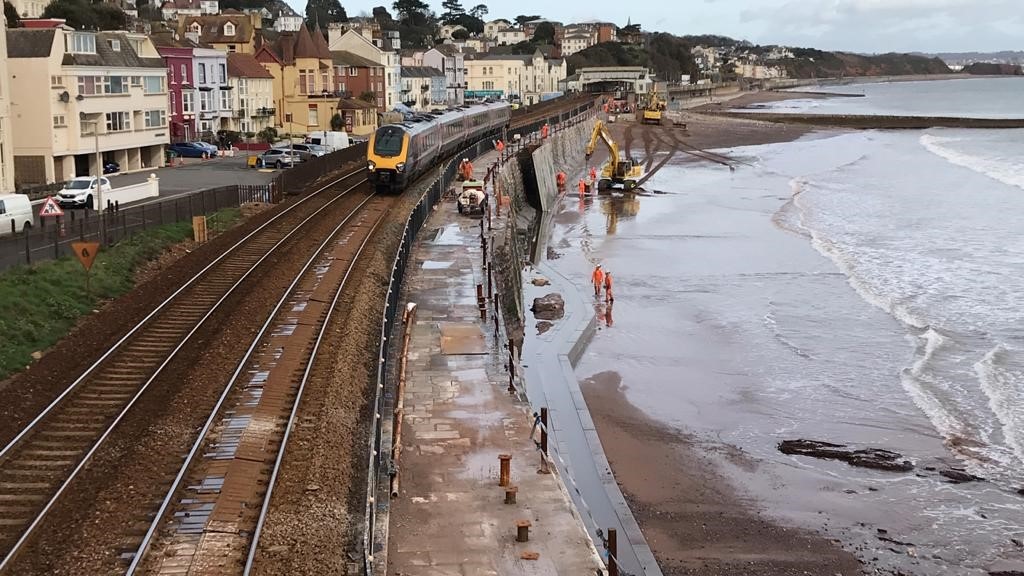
[466,50,566,105]
[423,44,465,105]
[192,48,232,136]
[561,33,594,56]
[0,18,13,193]
[7,28,168,185]
[226,52,274,135]
[400,66,445,111]
[438,24,467,40]
[483,19,510,39]
[734,62,788,79]
[10,0,46,19]
[270,4,302,32]
[496,28,527,46]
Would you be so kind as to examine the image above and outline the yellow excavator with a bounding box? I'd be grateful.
[585,120,644,191]
[641,88,666,125]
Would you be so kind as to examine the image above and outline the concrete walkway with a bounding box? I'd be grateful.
[386,158,604,575]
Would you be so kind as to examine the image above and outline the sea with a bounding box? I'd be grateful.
[545,77,1024,574]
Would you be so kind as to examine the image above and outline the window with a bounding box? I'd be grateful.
[130,76,142,86]
[349,66,357,76]
[299,69,314,94]
[53,115,66,127]
[105,111,130,132]
[321,71,329,92]
[170,91,175,111]
[51,75,63,87]
[78,76,98,96]
[200,90,212,111]
[70,33,96,54]
[218,63,226,84]
[144,109,166,128]
[199,64,208,84]
[337,67,346,77]
[182,91,194,113]
[108,39,120,51]
[199,120,211,132]
[220,89,230,110]
[240,120,250,133]
[107,76,127,94]
[143,76,163,93]
[228,44,237,52]
[238,78,247,95]
[180,64,187,79]
[189,22,201,34]
[307,104,318,126]
[224,22,235,36]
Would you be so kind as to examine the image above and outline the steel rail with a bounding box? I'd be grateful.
[0,169,367,573]
[126,190,383,575]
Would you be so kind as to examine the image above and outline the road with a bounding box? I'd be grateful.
[106,155,277,199]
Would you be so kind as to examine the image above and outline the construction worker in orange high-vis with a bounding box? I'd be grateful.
[591,264,604,297]
[604,271,614,302]
[496,139,505,153]
[578,178,587,197]
[460,158,474,180]
[542,123,550,139]
[556,171,567,190]
[589,166,597,182]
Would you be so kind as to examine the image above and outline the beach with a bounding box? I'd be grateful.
[537,78,1024,576]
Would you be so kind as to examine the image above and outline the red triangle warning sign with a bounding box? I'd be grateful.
[39,196,64,218]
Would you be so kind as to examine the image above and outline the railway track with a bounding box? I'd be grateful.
[0,168,368,572]
[127,190,393,575]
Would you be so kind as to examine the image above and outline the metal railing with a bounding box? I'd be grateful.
[0,184,275,273]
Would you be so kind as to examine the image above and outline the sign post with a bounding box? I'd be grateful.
[71,241,100,296]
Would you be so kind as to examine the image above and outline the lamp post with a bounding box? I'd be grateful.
[80,115,106,243]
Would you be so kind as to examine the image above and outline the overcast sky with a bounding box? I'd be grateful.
[324,0,1024,53]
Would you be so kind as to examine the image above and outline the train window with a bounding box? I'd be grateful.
[374,126,404,156]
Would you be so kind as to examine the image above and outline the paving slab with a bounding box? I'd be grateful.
[386,154,605,576]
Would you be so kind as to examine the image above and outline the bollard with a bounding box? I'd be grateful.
[487,262,492,299]
[608,527,618,576]
[540,408,549,456]
[516,520,531,543]
[498,453,512,487]
[477,283,486,320]
[504,486,518,505]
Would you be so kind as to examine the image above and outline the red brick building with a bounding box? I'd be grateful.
[331,50,385,107]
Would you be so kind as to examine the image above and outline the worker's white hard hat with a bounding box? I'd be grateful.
[596,264,602,268]
[463,158,469,162]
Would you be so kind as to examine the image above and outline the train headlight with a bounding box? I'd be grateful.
[367,160,376,171]
[396,162,406,173]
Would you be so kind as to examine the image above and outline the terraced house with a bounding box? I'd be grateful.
[6,27,168,185]
[254,24,338,135]
[226,53,274,136]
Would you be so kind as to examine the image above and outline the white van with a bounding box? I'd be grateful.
[305,131,349,152]
[0,194,34,236]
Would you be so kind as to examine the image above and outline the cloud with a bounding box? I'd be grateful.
[738,0,1023,52]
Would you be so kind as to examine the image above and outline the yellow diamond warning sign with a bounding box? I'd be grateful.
[71,241,100,271]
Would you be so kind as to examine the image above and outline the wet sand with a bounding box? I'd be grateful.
[581,372,862,576]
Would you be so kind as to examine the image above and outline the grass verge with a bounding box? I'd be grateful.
[0,208,242,379]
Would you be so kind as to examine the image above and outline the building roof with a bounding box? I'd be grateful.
[292,23,317,58]
[162,0,200,10]
[227,52,273,78]
[331,50,381,68]
[401,66,443,78]
[311,24,331,59]
[6,29,56,58]
[431,43,460,57]
[63,32,165,68]
[564,33,591,40]
[179,14,253,44]
[337,97,377,110]
[150,30,199,48]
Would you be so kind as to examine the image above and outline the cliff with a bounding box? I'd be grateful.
[782,49,951,79]
[962,62,1023,75]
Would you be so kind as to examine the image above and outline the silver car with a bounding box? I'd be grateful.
[260,149,302,168]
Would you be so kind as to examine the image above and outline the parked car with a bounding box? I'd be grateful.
[260,148,302,168]
[103,161,120,174]
[57,176,112,209]
[168,142,207,158]
[0,194,34,235]
[192,141,218,155]
[275,143,326,161]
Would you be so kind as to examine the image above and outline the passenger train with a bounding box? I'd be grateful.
[367,102,512,193]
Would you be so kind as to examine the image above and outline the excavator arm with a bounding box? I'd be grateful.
[584,120,619,164]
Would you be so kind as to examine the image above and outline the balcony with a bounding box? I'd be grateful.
[254,107,276,117]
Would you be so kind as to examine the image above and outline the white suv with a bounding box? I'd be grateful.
[58,176,112,209]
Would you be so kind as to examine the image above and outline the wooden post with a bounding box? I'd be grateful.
[498,454,512,487]
[24,226,31,265]
[608,528,618,576]
[540,408,548,456]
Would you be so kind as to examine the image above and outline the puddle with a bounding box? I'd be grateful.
[422,260,454,269]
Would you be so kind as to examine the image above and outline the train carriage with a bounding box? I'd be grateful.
[367,102,512,194]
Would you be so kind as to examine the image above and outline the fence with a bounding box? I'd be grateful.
[0,183,274,272]
[363,96,599,575]
[273,142,368,195]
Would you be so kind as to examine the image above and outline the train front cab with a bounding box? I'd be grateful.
[368,125,410,193]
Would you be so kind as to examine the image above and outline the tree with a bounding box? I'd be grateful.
[42,0,126,30]
[468,3,486,18]
[439,0,463,23]
[392,0,429,22]
[5,1,21,28]
[257,126,278,143]
[531,21,553,44]
[514,14,539,26]
[304,0,347,28]
[330,113,344,131]
[448,12,481,34]
[392,0,435,48]
[359,90,377,103]
[451,28,469,40]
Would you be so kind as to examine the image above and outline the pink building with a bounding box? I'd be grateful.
[154,39,196,141]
